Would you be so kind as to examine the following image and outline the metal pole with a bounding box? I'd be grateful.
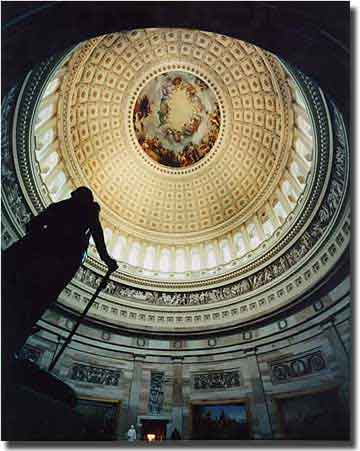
[48,269,112,372]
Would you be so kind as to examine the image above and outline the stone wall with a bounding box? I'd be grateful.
[24,275,351,441]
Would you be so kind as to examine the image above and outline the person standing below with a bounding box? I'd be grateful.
[127,425,137,442]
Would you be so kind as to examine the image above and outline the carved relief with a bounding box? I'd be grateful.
[193,370,241,390]
[70,364,121,386]
[1,85,32,234]
[271,351,326,384]
[17,344,43,363]
[148,371,165,414]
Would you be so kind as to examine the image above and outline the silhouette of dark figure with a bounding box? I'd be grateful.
[170,428,181,440]
[3,186,118,364]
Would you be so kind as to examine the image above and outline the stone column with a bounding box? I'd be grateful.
[185,246,192,271]
[293,102,309,121]
[116,361,133,440]
[295,127,313,152]
[35,116,57,135]
[170,246,176,273]
[266,202,281,229]
[122,236,132,263]
[228,233,237,259]
[171,358,184,436]
[213,239,223,265]
[285,168,302,197]
[244,351,273,439]
[292,149,311,173]
[241,225,252,252]
[321,320,350,408]
[199,243,207,269]
[53,180,72,202]
[127,355,145,430]
[275,188,292,215]
[137,241,146,268]
[322,320,350,375]
[39,92,59,109]
[37,138,59,158]
[253,215,265,242]
[154,245,161,271]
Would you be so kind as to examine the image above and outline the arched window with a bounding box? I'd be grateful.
[37,128,55,148]
[159,248,171,272]
[220,239,231,263]
[191,247,201,271]
[234,233,246,256]
[143,246,155,270]
[128,242,141,266]
[36,103,56,126]
[295,137,312,162]
[175,248,186,272]
[112,236,126,260]
[282,180,297,206]
[273,201,287,224]
[49,170,66,195]
[296,114,312,139]
[206,244,217,268]
[291,84,307,110]
[290,161,306,185]
[40,151,59,175]
[103,228,112,246]
[247,223,261,249]
[43,78,60,97]
[262,217,274,238]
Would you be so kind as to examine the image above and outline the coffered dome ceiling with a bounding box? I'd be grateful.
[3,27,350,333]
[57,29,294,241]
[22,27,326,288]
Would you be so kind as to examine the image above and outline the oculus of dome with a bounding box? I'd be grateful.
[133,71,220,168]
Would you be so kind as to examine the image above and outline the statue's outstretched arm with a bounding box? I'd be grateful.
[90,206,118,272]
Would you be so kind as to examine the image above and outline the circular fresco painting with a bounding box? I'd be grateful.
[133,71,221,168]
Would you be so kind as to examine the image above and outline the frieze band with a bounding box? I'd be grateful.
[193,370,241,390]
[271,351,326,384]
[70,364,121,386]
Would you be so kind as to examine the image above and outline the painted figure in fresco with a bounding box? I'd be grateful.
[133,72,221,169]
[3,186,118,364]
[134,95,151,121]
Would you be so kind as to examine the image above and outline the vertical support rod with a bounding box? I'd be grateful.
[48,270,111,372]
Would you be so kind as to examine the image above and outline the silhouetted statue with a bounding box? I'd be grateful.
[170,428,181,440]
[2,187,118,364]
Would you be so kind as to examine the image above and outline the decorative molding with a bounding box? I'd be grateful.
[271,350,326,384]
[1,84,32,239]
[14,53,69,214]
[17,344,43,364]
